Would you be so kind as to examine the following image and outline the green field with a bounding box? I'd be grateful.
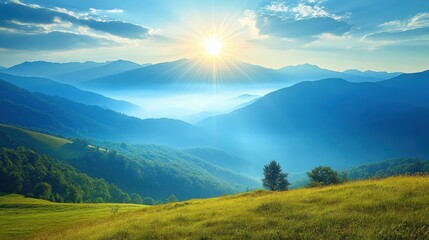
[0,194,145,240]
[0,123,84,160]
[1,176,428,239]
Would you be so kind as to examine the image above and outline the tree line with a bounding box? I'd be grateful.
[262,160,349,191]
[262,158,428,191]
[0,146,142,203]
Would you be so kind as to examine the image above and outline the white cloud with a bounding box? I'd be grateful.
[89,8,124,15]
[262,1,346,21]
[263,2,288,13]
[292,3,329,19]
[10,0,41,9]
[239,10,268,39]
[362,12,429,50]
[379,12,429,32]
[1,1,152,41]
[304,32,352,47]
[379,20,403,30]
[408,13,429,28]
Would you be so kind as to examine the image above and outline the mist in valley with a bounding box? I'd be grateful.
[95,88,269,122]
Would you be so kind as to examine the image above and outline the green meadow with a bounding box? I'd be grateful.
[1,176,428,240]
[0,194,145,240]
[0,124,82,161]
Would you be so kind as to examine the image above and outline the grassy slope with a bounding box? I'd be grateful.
[0,123,83,160]
[0,123,70,147]
[0,124,260,198]
[0,194,145,240]
[2,176,428,240]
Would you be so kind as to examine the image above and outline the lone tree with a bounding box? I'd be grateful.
[262,160,290,191]
[166,194,178,203]
[307,166,340,187]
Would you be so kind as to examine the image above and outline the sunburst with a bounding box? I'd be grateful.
[160,11,251,91]
[203,37,223,57]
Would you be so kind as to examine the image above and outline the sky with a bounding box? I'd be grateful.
[0,0,429,72]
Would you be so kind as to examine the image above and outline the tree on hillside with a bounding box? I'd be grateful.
[131,193,143,204]
[166,194,178,203]
[142,197,156,205]
[307,166,340,187]
[0,146,131,204]
[34,182,52,200]
[72,138,90,147]
[262,160,290,191]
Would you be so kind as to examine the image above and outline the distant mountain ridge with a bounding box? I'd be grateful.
[51,60,143,84]
[0,72,143,115]
[278,64,399,82]
[2,60,403,91]
[84,58,288,90]
[0,80,209,147]
[198,70,429,172]
[0,60,146,85]
[185,147,251,174]
[86,60,398,90]
[343,69,402,79]
[0,124,260,200]
[1,61,105,78]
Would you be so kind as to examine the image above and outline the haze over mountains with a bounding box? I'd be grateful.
[84,59,288,90]
[0,124,259,200]
[82,60,403,90]
[0,80,208,147]
[1,60,146,84]
[1,60,428,178]
[278,64,402,82]
[0,57,427,174]
[0,72,143,115]
[1,1,428,238]
[1,59,402,91]
[199,70,429,173]
[0,59,404,121]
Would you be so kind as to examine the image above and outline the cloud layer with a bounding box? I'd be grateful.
[244,0,351,42]
[365,13,429,42]
[0,0,152,50]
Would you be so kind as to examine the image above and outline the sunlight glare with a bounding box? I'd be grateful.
[204,38,223,56]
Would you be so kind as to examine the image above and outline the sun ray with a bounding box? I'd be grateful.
[157,10,254,92]
[203,37,223,56]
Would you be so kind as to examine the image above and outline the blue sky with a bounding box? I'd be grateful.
[0,0,428,72]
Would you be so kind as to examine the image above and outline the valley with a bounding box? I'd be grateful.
[1,0,428,237]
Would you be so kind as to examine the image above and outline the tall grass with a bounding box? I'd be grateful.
[0,194,145,240]
[4,176,424,240]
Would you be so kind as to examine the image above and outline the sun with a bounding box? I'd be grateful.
[203,37,223,56]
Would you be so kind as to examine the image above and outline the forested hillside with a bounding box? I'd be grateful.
[0,72,142,114]
[0,147,138,203]
[348,158,429,179]
[0,80,208,147]
[199,71,429,172]
[0,124,259,201]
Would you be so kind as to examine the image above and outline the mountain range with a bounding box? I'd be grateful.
[1,60,146,84]
[0,59,425,177]
[278,64,402,82]
[343,69,402,79]
[1,60,402,91]
[0,124,259,200]
[1,61,105,78]
[85,60,401,90]
[199,70,429,173]
[0,72,143,115]
[83,59,288,90]
[0,80,208,147]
